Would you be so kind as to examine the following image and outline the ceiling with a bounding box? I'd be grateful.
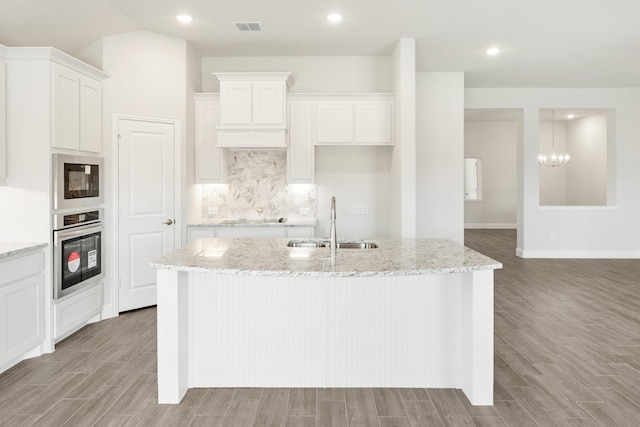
[2,0,639,88]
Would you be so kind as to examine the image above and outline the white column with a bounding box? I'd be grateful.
[157,269,188,403]
[460,269,494,405]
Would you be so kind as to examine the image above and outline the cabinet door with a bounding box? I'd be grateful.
[195,100,226,183]
[288,102,315,184]
[220,81,252,126]
[0,252,44,367]
[79,76,102,153]
[217,226,285,238]
[52,63,80,150]
[0,58,6,184]
[188,226,217,242]
[316,102,354,144]
[252,81,285,126]
[355,101,394,145]
[286,226,315,238]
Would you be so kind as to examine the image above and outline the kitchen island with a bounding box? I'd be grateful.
[151,238,502,406]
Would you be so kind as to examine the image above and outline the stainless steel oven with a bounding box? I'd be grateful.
[53,209,104,299]
[52,154,103,210]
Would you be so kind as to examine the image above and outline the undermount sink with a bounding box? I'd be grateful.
[222,218,286,225]
[337,242,378,249]
[286,240,378,249]
[287,240,326,248]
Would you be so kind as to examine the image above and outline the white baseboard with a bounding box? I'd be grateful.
[517,248,640,259]
[465,223,516,229]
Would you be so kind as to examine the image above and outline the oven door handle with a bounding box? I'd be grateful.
[54,223,103,241]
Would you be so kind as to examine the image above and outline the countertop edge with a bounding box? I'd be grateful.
[150,262,503,277]
[0,242,48,259]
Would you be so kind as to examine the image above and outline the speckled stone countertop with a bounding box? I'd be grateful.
[0,242,48,259]
[151,238,502,277]
[188,218,316,227]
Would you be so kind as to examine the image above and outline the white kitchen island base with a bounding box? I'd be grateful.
[157,268,494,406]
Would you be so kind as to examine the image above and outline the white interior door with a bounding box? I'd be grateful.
[118,118,176,312]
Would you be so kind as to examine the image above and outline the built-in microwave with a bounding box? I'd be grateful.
[52,154,103,210]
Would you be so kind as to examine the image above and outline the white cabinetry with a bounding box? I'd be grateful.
[308,94,394,146]
[288,101,315,184]
[0,249,45,373]
[195,94,226,183]
[217,227,285,238]
[285,226,315,238]
[214,72,292,148]
[188,226,217,242]
[354,101,394,145]
[316,103,354,144]
[0,55,6,185]
[188,225,315,241]
[54,283,103,341]
[52,62,104,153]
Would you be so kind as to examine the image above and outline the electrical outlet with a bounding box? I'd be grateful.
[208,207,218,215]
[299,207,310,215]
[361,205,368,215]
[350,204,361,215]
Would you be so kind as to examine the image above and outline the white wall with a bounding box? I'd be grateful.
[416,72,465,243]
[566,114,607,205]
[101,30,193,314]
[466,88,639,257]
[390,38,416,238]
[202,56,391,93]
[539,120,568,205]
[316,147,392,239]
[185,42,202,230]
[464,121,517,228]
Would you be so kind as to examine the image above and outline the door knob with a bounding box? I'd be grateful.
[163,219,174,225]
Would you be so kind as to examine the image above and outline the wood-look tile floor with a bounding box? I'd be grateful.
[2,229,640,426]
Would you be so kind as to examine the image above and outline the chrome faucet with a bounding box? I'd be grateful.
[329,196,337,250]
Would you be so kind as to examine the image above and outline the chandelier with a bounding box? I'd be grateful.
[538,110,570,167]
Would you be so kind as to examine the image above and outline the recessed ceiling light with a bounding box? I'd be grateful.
[567,114,575,119]
[486,47,501,56]
[177,15,193,24]
[327,13,343,23]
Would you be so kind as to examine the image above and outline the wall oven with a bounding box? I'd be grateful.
[52,154,103,210]
[53,209,104,299]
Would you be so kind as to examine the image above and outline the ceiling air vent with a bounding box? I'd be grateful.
[235,22,262,32]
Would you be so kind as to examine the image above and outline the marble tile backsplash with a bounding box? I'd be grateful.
[201,150,317,219]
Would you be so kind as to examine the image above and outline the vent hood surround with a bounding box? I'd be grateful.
[213,72,293,148]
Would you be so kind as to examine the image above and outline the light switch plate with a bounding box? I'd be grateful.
[300,207,310,215]
[208,207,218,215]
[361,205,368,214]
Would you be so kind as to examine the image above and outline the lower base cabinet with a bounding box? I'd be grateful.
[0,249,45,373]
[188,225,315,242]
[54,282,103,342]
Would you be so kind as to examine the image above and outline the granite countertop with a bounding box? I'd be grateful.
[151,237,502,277]
[188,218,317,227]
[0,242,48,259]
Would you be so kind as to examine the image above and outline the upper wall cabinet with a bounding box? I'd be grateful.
[52,63,104,153]
[288,101,316,184]
[296,94,394,146]
[213,72,292,148]
[195,94,226,184]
